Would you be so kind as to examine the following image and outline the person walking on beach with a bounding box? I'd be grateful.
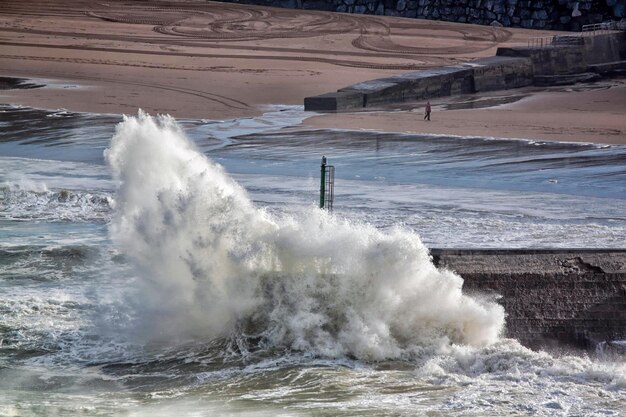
[424,101,431,121]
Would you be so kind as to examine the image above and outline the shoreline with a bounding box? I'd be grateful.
[3,84,625,147]
[3,72,624,145]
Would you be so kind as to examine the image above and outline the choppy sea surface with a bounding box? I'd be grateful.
[0,104,625,416]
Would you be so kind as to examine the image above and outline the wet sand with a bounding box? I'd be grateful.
[306,80,626,144]
[0,0,624,144]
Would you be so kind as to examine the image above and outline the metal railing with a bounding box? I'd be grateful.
[527,36,554,48]
[552,35,584,45]
[528,21,626,48]
[581,21,620,35]
[528,20,625,48]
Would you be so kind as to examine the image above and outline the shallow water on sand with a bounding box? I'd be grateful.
[0,104,625,416]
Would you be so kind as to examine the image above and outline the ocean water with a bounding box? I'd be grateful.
[0,104,625,416]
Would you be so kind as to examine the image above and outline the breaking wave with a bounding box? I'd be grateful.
[105,111,504,360]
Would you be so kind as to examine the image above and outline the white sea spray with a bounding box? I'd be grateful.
[105,111,505,360]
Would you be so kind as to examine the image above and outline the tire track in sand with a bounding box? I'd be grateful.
[0,41,446,70]
[0,55,250,111]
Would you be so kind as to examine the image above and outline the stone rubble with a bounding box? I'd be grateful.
[220,0,626,31]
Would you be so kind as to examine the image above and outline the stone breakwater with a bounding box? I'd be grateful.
[218,0,626,31]
[431,249,626,350]
[304,32,626,111]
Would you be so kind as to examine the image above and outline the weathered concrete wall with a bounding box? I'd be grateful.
[217,0,626,31]
[304,57,534,111]
[462,56,533,92]
[499,32,626,73]
[431,249,626,350]
[339,65,475,107]
[583,31,626,63]
[304,32,625,111]
[304,91,364,111]
[497,45,588,75]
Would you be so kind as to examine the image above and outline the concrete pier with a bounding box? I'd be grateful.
[304,32,626,112]
[431,249,626,350]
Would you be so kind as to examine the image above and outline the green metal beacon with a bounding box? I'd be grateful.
[319,156,335,212]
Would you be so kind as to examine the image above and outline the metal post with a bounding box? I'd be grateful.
[320,156,326,209]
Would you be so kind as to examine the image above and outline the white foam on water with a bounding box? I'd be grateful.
[3,106,625,416]
[419,339,626,416]
[0,180,112,222]
[105,111,505,360]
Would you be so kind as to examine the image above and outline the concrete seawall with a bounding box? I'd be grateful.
[431,249,626,350]
[304,31,626,112]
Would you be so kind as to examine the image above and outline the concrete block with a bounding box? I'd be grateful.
[462,56,534,91]
[340,66,474,107]
[497,45,587,75]
[583,32,626,64]
[431,249,626,350]
[304,90,364,112]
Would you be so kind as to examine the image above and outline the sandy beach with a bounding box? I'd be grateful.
[1,0,624,144]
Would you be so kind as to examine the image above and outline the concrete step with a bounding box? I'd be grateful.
[533,72,601,86]
[588,60,626,74]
